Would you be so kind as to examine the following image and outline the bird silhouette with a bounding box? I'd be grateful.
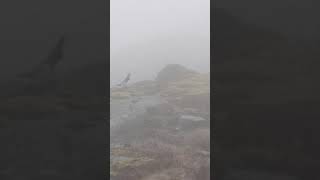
[17,34,66,80]
[117,73,131,87]
[44,34,65,71]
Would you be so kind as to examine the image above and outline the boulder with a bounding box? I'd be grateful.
[155,64,197,89]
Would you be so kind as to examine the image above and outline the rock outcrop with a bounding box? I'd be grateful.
[155,64,197,89]
[111,64,210,180]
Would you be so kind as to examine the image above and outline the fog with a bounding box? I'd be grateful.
[110,0,210,86]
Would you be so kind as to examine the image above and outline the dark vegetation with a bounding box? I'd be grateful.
[214,8,320,179]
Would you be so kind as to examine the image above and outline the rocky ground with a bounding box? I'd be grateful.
[111,64,304,180]
[110,64,210,180]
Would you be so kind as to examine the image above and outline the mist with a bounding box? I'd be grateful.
[110,0,210,86]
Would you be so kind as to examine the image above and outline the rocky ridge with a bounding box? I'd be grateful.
[110,64,210,180]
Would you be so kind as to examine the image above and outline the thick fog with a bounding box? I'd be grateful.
[111,0,210,86]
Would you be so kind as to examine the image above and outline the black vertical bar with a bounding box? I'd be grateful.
[0,0,110,179]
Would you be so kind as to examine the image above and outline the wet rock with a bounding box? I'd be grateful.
[178,114,208,130]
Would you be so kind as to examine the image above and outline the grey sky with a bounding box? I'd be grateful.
[111,0,210,85]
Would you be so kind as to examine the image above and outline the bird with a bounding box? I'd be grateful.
[43,34,65,71]
[17,34,66,80]
[117,73,131,87]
